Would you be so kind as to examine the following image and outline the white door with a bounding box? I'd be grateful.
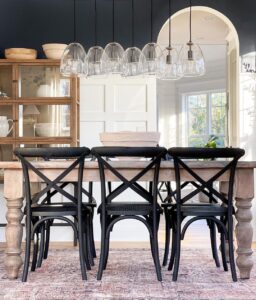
[80,75,158,242]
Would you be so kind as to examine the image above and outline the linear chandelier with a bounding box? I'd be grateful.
[60,0,206,79]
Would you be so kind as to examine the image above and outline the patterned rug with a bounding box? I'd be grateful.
[0,247,255,300]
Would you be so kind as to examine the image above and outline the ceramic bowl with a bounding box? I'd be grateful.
[34,123,58,137]
[42,43,67,59]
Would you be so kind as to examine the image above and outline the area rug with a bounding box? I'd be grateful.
[0,247,255,300]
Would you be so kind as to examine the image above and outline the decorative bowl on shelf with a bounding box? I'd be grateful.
[42,43,67,59]
[34,123,59,137]
[5,48,37,59]
[36,84,51,97]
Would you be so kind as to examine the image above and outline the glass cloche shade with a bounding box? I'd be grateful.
[122,47,145,77]
[179,42,205,77]
[103,42,124,74]
[60,43,86,77]
[85,46,109,77]
[160,47,182,80]
[141,42,164,76]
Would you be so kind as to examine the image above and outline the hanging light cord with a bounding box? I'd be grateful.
[112,0,115,41]
[132,0,134,47]
[94,0,98,45]
[73,0,76,41]
[168,0,171,48]
[189,0,192,43]
[150,0,153,42]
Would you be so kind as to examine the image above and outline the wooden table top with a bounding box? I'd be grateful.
[0,160,256,170]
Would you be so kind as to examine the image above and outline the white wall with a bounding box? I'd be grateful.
[239,73,256,240]
[157,80,177,147]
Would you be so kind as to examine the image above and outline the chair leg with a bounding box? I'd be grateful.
[149,235,157,267]
[168,221,176,271]
[81,219,91,271]
[172,218,181,281]
[163,209,171,266]
[83,231,92,270]
[89,216,96,258]
[22,218,32,282]
[103,235,110,270]
[78,213,87,280]
[220,230,228,271]
[97,222,106,280]
[85,218,94,267]
[151,218,162,281]
[228,216,237,282]
[103,221,111,271]
[36,223,45,268]
[208,220,220,268]
[73,217,78,247]
[43,220,51,259]
[31,232,39,272]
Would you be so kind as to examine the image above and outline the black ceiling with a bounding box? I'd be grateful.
[0,0,255,58]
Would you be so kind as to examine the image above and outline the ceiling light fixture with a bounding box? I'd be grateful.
[86,0,109,77]
[160,0,182,80]
[60,0,86,77]
[122,0,145,77]
[103,0,124,74]
[179,0,205,77]
[141,0,163,76]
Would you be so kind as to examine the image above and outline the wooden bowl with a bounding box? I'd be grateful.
[5,48,37,59]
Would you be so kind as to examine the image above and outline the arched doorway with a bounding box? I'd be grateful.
[156,6,239,149]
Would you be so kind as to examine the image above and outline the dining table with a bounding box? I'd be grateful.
[0,159,255,280]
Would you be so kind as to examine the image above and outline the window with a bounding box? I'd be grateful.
[185,91,227,147]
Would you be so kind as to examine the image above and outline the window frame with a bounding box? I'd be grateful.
[183,89,227,147]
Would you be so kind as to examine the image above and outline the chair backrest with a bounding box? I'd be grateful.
[100,132,160,147]
[167,147,245,208]
[14,147,90,208]
[91,146,167,205]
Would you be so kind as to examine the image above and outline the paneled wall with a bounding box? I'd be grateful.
[0,0,255,57]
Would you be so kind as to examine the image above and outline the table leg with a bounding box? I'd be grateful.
[235,196,254,279]
[4,170,24,279]
[5,197,24,279]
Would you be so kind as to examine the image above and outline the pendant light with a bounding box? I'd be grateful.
[103,0,124,74]
[179,0,205,77]
[60,0,86,77]
[141,0,163,76]
[86,0,109,77]
[121,0,145,77]
[160,0,182,80]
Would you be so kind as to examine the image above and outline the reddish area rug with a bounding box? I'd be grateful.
[0,248,255,300]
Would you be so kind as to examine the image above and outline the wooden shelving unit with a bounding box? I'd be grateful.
[0,59,79,171]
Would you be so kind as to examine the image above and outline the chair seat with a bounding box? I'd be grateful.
[31,202,92,217]
[166,203,228,217]
[98,202,163,215]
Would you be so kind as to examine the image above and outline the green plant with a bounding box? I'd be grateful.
[204,135,218,148]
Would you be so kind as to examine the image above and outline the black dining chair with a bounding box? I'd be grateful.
[14,147,94,282]
[161,180,221,268]
[163,147,245,281]
[91,146,167,281]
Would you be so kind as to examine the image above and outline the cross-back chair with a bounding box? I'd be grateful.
[91,146,167,281]
[163,147,245,282]
[14,147,94,282]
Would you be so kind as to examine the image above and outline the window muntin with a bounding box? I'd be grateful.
[186,91,227,147]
